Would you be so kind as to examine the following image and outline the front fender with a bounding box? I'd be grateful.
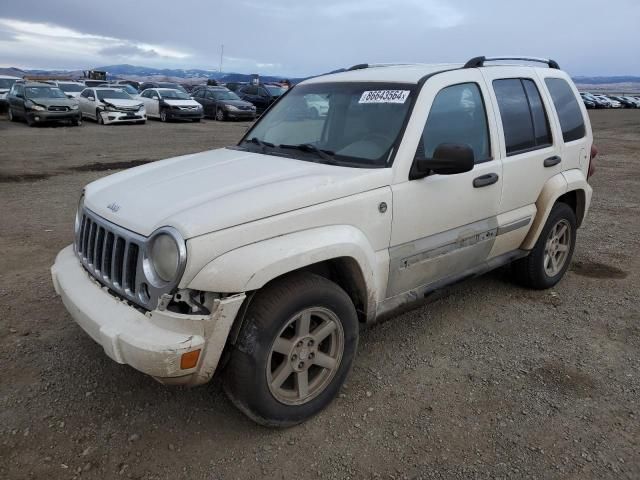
[187,225,380,313]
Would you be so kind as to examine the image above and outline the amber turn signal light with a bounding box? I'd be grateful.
[180,349,201,369]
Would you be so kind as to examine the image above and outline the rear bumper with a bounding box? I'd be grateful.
[51,245,245,386]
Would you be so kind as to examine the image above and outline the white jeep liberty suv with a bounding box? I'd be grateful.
[52,56,595,426]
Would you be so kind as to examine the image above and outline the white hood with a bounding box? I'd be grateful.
[163,99,201,108]
[101,98,142,109]
[84,148,391,238]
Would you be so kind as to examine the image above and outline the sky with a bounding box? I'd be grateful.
[1,0,639,77]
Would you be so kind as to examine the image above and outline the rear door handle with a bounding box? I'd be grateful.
[544,155,562,167]
[473,173,499,188]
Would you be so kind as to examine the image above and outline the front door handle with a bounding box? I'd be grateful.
[473,173,499,188]
[544,155,562,167]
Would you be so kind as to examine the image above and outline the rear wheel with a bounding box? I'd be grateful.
[224,273,358,427]
[512,202,576,289]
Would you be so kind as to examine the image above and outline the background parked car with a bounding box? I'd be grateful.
[191,86,256,121]
[139,88,203,122]
[78,87,146,125]
[110,79,140,90]
[0,75,21,110]
[83,79,109,88]
[49,81,86,99]
[138,81,188,94]
[7,82,81,126]
[101,83,140,98]
[235,83,285,114]
[609,95,639,108]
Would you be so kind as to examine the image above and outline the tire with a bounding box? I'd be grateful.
[26,114,35,127]
[160,109,168,122]
[192,118,201,123]
[215,108,225,121]
[72,116,82,127]
[512,202,577,289]
[8,108,17,122]
[224,273,359,427]
[96,109,104,125]
[138,120,146,125]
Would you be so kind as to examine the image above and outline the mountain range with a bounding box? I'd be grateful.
[1,64,638,90]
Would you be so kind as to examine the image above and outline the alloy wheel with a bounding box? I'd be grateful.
[544,219,571,277]
[267,307,344,405]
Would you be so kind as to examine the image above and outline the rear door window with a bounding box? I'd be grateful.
[493,78,552,155]
[544,78,586,143]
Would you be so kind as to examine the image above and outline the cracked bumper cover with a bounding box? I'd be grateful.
[51,245,245,386]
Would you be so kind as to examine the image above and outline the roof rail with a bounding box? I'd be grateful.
[464,56,560,69]
[346,63,416,71]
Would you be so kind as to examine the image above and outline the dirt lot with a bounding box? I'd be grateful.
[1,111,638,480]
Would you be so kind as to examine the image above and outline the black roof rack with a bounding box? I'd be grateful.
[464,56,560,69]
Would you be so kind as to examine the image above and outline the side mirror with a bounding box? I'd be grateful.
[152,95,159,100]
[88,96,95,101]
[16,93,24,99]
[411,143,474,179]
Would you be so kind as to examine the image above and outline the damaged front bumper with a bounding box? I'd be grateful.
[51,245,245,386]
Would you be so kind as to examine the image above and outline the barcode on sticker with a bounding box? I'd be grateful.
[359,90,410,104]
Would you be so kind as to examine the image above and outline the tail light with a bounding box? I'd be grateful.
[588,144,597,179]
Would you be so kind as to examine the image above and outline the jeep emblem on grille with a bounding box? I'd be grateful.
[107,202,121,213]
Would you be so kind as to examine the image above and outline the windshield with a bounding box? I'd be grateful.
[159,89,190,100]
[240,82,415,167]
[265,85,285,96]
[0,78,17,89]
[110,84,137,95]
[97,89,132,101]
[159,83,187,93]
[24,86,67,99]
[58,83,84,92]
[213,90,241,101]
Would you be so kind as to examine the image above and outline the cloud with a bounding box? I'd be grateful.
[99,44,160,59]
[0,17,190,69]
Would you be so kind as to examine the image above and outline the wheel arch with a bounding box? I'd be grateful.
[521,170,592,250]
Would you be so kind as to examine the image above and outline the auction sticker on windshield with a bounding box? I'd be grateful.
[359,90,410,104]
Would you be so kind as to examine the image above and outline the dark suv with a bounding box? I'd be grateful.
[191,86,256,121]
[235,84,286,114]
[7,82,81,126]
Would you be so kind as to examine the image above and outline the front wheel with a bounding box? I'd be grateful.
[72,115,82,126]
[160,109,168,122]
[224,273,358,427]
[192,118,201,123]
[215,108,225,121]
[512,202,577,289]
[96,109,104,125]
[8,108,17,122]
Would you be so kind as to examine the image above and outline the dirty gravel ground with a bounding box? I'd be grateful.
[0,111,638,479]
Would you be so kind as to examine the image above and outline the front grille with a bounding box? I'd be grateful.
[118,105,139,112]
[75,208,146,306]
[179,105,199,111]
[48,105,69,112]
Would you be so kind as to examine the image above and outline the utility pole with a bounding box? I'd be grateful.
[219,44,224,73]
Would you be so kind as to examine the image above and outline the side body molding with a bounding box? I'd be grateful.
[188,225,380,319]
[521,169,592,250]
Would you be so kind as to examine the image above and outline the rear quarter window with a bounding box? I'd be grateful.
[544,78,586,143]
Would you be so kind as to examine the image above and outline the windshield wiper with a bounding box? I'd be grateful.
[278,143,338,165]
[245,137,276,153]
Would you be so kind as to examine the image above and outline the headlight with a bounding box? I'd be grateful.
[70,105,79,110]
[225,104,239,111]
[146,227,187,284]
[74,194,84,240]
[31,104,46,111]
